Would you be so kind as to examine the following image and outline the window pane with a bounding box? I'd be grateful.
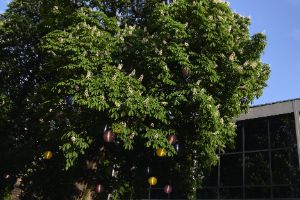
[149,188,167,199]
[198,188,218,199]
[244,118,268,151]
[245,187,270,198]
[245,151,270,185]
[220,187,243,199]
[203,167,218,187]
[269,114,297,148]
[291,184,300,197]
[220,154,243,186]
[273,186,293,198]
[272,149,298,184]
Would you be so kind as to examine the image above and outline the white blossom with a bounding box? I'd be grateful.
[138,74,144,81]
[164,65,169,71]
[142,37,148,43]
[115,101,121,107]
[129,69,136,76]
[71,136,76,142]
[84,89,89,97]
[213,0,225,3]
[117,63,123,70]
[229,52,236,61]
[86,70,92,79]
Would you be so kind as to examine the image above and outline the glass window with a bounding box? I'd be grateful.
[291,184,300,197]
[271,149,298,184]
[245,151,270,185]
[149,188,167,199]
[269,114,297,148]
[220,154,243,186]
[244,118,268,151]
[197,188,218,199]
[245,187,270,198]
[220,187,243,199]
[203,167,218,187]
[273,186,293,198]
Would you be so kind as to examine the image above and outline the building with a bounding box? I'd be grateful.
[199,98,300,199]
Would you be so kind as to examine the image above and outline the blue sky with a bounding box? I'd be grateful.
[1,1,300,105]
[228,0,300,105]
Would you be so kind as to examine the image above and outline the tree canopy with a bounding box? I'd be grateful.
[0,0,269,199]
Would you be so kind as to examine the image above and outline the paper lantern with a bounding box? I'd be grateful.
[148,176,157,186]
[164,185,173,194]
[167,135,177,144]
[66,96,73,106]
[156,148,166,157]
[43,151,53,160]
[146,166,151,174]
[103,130,115,142]
[174,143,179,152]
[95,184,104,193]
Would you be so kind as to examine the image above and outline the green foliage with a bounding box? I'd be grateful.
[0,0,269,199]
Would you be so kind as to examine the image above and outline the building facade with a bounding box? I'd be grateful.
[199,99,300,199]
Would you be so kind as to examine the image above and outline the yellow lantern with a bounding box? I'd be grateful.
[148,176,157,186]
[156,148,166,157]
[43,151,53,160]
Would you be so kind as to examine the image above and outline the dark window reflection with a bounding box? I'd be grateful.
[272,149,298,184]
[198,188,218,199]
[245,187,270,198]
[135,188,149,199]
[291,184,300,197]
[273,186,293,198]
[220,187,243,199]
[150,188,167,199]
[244,118,268,151]
[245,151,270,185]
[203,167,218,187]
[220,154,243,186]
[197,113,300,199]
[269,114,296,148]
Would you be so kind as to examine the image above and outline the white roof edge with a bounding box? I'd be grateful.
[237,99,300,121]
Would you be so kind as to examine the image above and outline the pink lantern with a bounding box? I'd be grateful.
[167,135,177,144]
[95,184,104,193]
[164,184,173,194]
[103,130,115,142]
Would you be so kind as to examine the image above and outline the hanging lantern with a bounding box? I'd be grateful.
[164,185,173,194]
[148,176,157,186]
[156,148,167,157]
[146,166,151,174]
[95,184,104,193]
[174,143,180,152]
[43,151,53,160]
[103,130,115,142]
[167,135,177,144]
[66,96,73,106]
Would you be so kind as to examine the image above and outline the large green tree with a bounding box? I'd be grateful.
[0,0,269,199]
